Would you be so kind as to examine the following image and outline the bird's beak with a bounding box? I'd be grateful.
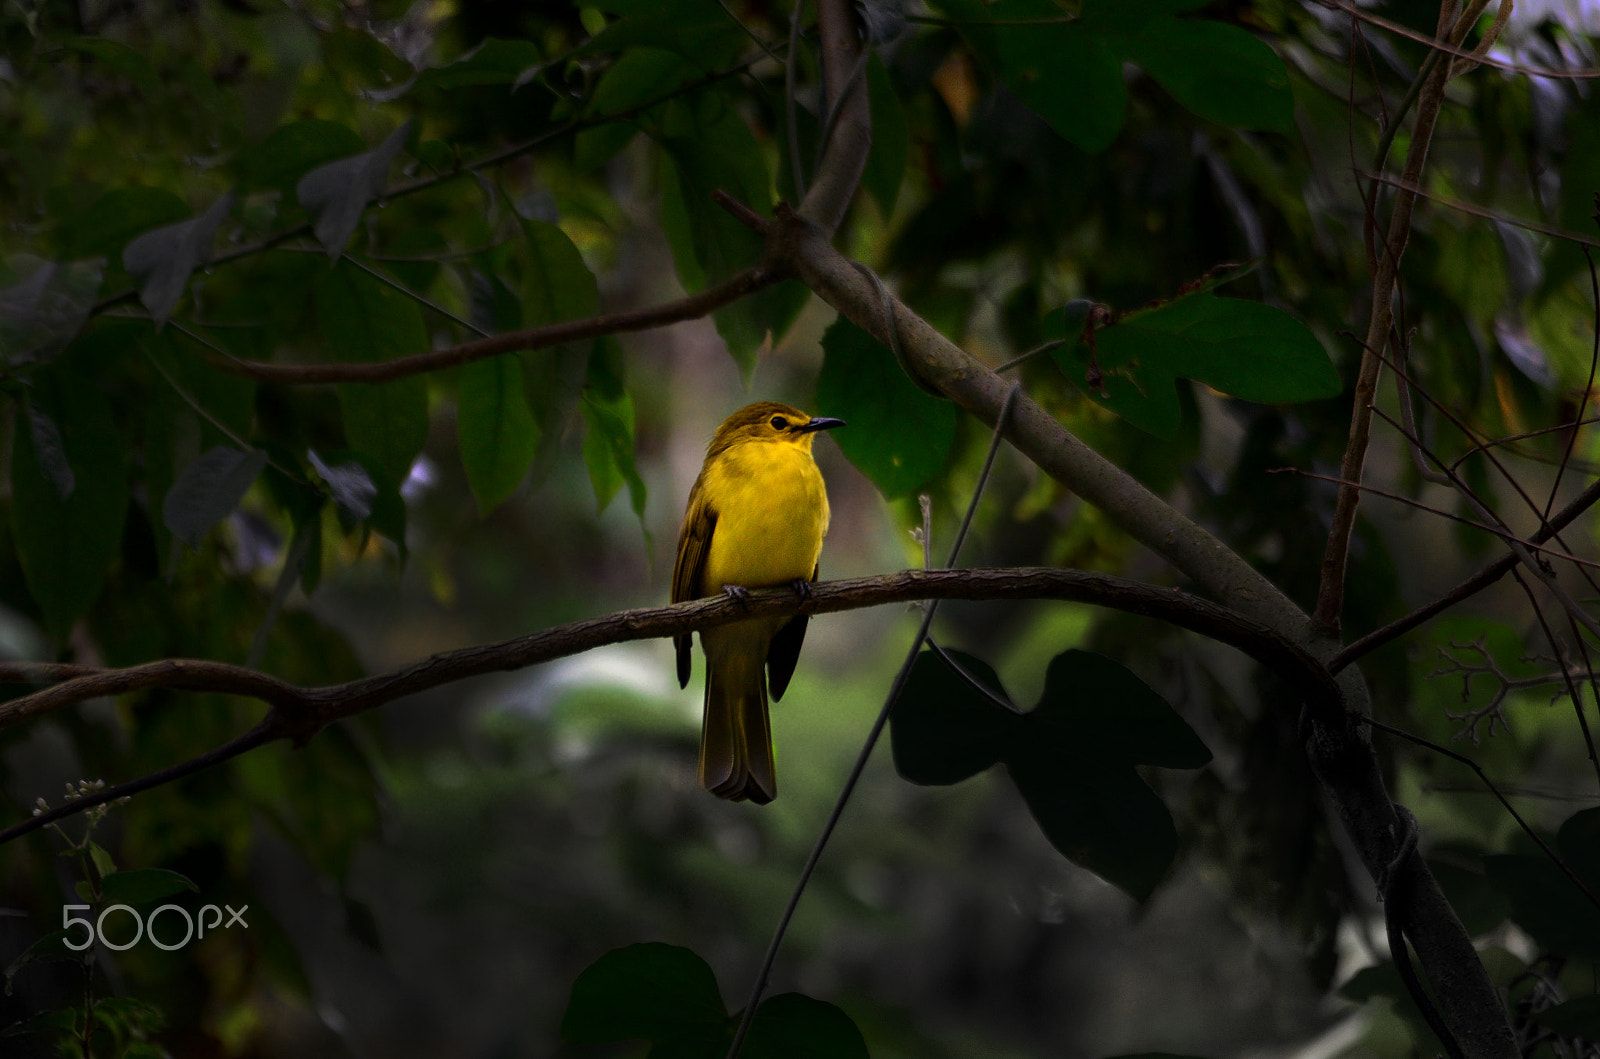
[796,416,846,434]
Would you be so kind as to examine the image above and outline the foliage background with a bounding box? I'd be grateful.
[3,0,1600,1055]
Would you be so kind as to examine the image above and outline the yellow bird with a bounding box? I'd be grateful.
[672,401,845,803]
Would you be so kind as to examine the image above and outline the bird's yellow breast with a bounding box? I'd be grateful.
[701,440,830,593]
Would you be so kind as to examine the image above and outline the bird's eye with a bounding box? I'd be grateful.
[770,415,788,431]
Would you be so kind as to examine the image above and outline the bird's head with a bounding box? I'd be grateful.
[707,401,846,457]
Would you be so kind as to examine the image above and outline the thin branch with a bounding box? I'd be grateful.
[1316,0,1600,80]
[0,565,1341,846]
[91,51,771,317]
[1270,466,1600,572]
[194,260,787,384]
[1360,172,1600,251]
[1366,714,1600,914]
[1315,0,1459,637]
[1332,476,1600,672]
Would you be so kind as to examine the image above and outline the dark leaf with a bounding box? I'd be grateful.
[236,119,367,195]
[815,317,958,498]
[11,362,128,639]
[743,993,870,1058]
[23,400,75,501]
[162,445,269,547]
[561,943,728,1045]
[55,186,190,263]
[935,0,1125,154]
[581,377,648,529]
[98,868,199,906]
[123,192,236,325]
[1531,995,1600,1037]
[413,38,544,91]
[1484,853,1600,957]
[1008,747,1178,903]
[863,55,909,217]
[1097,15,1293,133]
[312,263,429,491]
[297,120,415,258]
[459,356,540,514]
[891,649,1015,785]
[4,930,82,995]
[308,449,378,524]
[1031,651,1212,769]
[0,260,104,366]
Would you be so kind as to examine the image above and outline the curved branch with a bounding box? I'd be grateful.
[197,261,786,384]
[762,204,1314,639]
[0,566,1338,846]
[797,0,871,235]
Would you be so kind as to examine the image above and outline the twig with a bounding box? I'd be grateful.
[1314,0,1600,79]
[1315,0,1458,637]
[194,260,786,384]
[1333,476,1600,672]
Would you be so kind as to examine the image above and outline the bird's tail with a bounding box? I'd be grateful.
[700,630,776,804]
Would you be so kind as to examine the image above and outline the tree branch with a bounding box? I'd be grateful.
[1316,0,1466,637]
[761,203,1314,638]
[194,260,786,384]
[0,566,1338,846]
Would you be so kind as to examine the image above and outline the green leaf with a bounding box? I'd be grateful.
[561,943,728,1046]
[11,362,129,639]
[581,382,647,526]
[656,93,808,373]
[1010,750,1178,903]
[4,930,82,994]
[1107,294,1339,401]
[1484,852,1600,957]
[1006,651,1209,901]
[22,400,75,501]
[413,37,544,91]
[895,646,1208,902]
[459,357,540,515]
[1050,293,1338,437]
[519,218,601,335]
[517,221,602,455]
[577,0,746,68]
[575,122,639,171]
[891,649,1016,785]
[312,262,429,492]
[235,119,368,195]
[591,48,701,117]
[98,868,199,906]
[863,55,909,217]
[1031,651,1212,769]
[64,36,160,96]
[163,446,269,547]
[308,449,378,526]
[1097,16,1293,133]
[122,193,235,325]
[0,260,104,366]
[936,0,1125,154]
[815,317,958,499]
[55,185,190,263]
[744,993,870,1059]
[1531,995,1600,1037]
[297,120,415,258]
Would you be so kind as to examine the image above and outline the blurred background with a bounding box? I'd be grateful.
[5,0,1600,1055]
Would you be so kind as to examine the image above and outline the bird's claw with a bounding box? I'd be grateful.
[722,584,752,605]
[789,579,812,601]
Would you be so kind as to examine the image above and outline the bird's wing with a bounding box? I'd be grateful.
[765,562,817,702]
[672,479,716,688]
